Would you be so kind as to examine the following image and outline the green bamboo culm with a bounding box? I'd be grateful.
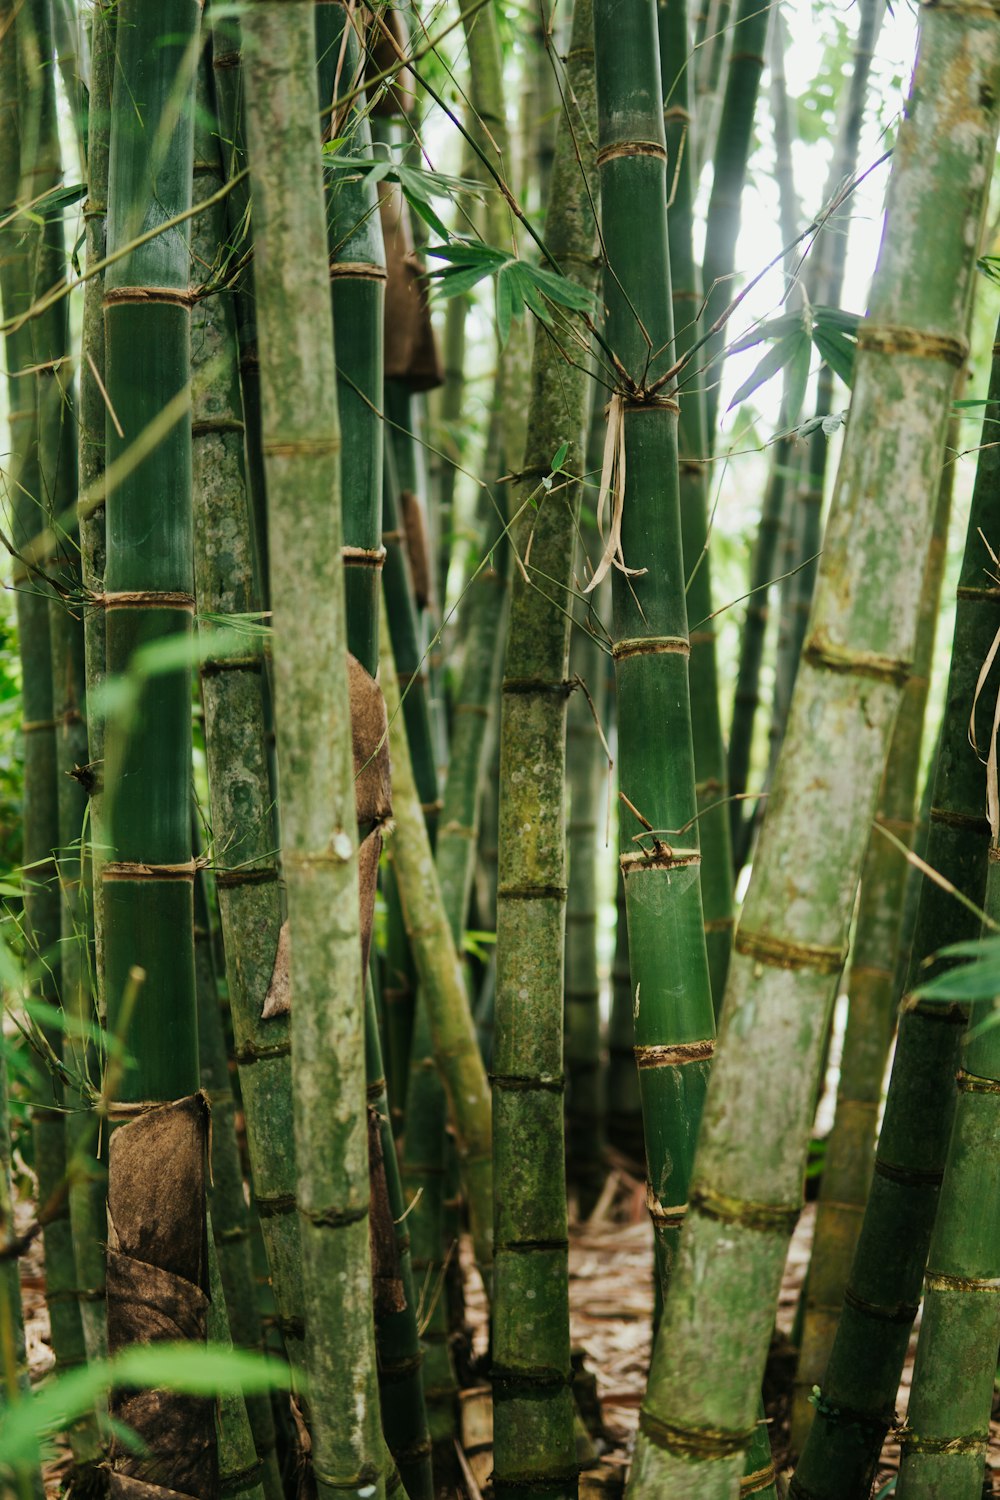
[191,25,306,1378]
[74,0,116,1369]
[79,0,115,1028]
[381,612,494,1278]
[791,323,1000,1500]
[491,0,599,1488]
[789,429,953,1455]
[893,859,1000,1500]
[699,0,770,449]
[0,1054,43,1500]
[192,856,277,1500]
[317,22,434,1493]
[764,0,884,794]
[241,3,386,1490]
[189,61,283,1491]
[592,0,715,1295]
[564,604,607,1217]
[12,4,99,1454]
[659,0,734,1008]
[102,0,216,1490]
[625,10,1000,1494]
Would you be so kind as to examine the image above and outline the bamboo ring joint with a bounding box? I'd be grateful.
[613,635,689,661]
[856,322,968,368]
[690,1183,801,1235]
[634,1039,714,1068]
[638,1407,756,1459]
[596,140,667,167]
[735,927,845,974]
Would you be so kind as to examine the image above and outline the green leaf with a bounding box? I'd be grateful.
[784,331,813,429]
[812,327,856,388]
[0,1344,299,1472]
[551,441,569,471]
[496,266,513,348]
[913,959,1000,1002]
[401,185,448,241]
[728,332,807,412]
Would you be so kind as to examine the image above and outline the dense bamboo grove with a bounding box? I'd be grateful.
[3,1,1000,1498]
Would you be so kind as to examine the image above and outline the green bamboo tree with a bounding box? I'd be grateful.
[101,0,213,1488]
[791,323,1000,1499]
[660,0,734,1007]
[190,25,306,1381]
[12,5,97,1450]
[593,0,715,1293]
[700,0,770,448]
[790,432,953,1453]
[491,0,599,1486]
[625,9,1000,1493]
[893,864,1000,1499]
[564,597,607,1216]
[242,4,385,1488]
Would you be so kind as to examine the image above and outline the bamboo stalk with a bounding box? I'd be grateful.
[194,854,280,1500]
[789,426,954,1454]
[791,323,1000,1499]
[660,0,734,1007]
[700,0,770,448]
[564,601,607,1217]
[242,3,386,1490]
[381,611,493,1278]
[626,10,1000,1494]
[490,0,599,1487]
[893,863,1000,1499]
[191,25,305,1381]
[101,1,215,1489]
[593,0,716,1298]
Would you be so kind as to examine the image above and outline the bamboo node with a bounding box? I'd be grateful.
[803,631,910,687]
[342,544,387,569]
[741,1461,779,1495]
[261,437,340,459]
[897,1428,988,1456]
[102,859,197,882]
[644,1185,687,1226]
[690,1184,801,1235]
[103,284,194,310]
[327,260,388,281]
[491,1363,573,1395]
[612,635,689,661]
[300,1199,369,1230]
[703,915,736,934]
[634,1039,714,1068]
[214,865,279,888]
[842,1285,921,1324]
[234,1039,292,1066]
[99,590,196,611]
[489,1071,565,1094]
[924,1270,1000,1292]
[872,1156,944,1188]
[497,884,568,901]
[856,322,968,367]
[956,1067,1000,1094]
[638,1407,755,1459]
[21,718,58,734]
[928,805,990,832]
[191,416,245,437]
[620,847,700,874]
[735,927,846,974]
[596,140,668,167]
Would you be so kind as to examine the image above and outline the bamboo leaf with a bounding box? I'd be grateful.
[912,958,1000,1001]
[496,266,513,347]
[813,326,857,387]
[728,331,808,411]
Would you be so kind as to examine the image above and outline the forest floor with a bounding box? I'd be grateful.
[28,1171,1000,1498]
